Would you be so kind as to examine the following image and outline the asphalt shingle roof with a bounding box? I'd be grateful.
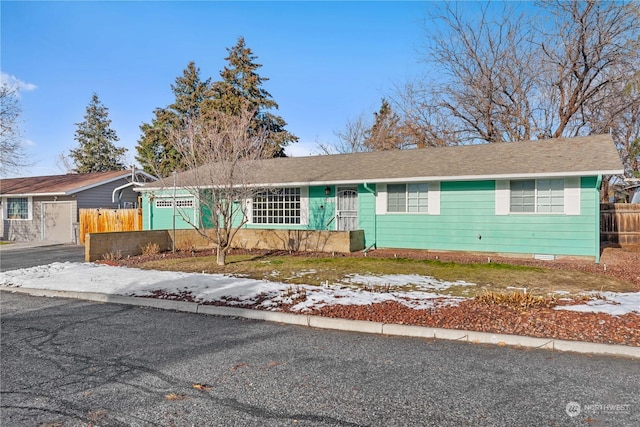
[0,171,136,196]
[153,134,625,189]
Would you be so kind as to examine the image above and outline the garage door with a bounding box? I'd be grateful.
[42,202,73,243]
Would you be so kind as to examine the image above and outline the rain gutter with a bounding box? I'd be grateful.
[362,183,377,251]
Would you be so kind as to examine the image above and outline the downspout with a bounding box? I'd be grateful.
[362,183,377,251]
[147,194,152,231]
[595,175,602,264]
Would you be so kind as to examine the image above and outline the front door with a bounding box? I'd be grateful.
[336,187,358,231]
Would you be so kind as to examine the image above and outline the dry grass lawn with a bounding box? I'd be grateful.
[133,252,635,297]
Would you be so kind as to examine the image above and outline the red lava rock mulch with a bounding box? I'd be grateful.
[307,300,640,347]
[113,246,640,347]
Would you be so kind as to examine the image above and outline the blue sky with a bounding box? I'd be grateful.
[3,1,440,177]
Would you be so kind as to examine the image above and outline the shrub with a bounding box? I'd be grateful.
[102,250,122,262]
[281,285,307,304]
[177,238,195,253]
[141,242,160,256]
[475,290,557,309]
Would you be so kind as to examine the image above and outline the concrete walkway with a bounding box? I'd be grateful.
[2,286,639,360]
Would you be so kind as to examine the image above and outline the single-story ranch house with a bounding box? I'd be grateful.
[1,169,156,243]
[138,134,623,262]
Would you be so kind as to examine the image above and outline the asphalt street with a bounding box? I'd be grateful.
[1,292,638,426]
[0,244,85,271]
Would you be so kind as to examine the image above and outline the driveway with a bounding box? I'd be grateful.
[0,243,85,271]
[1,292,638,426]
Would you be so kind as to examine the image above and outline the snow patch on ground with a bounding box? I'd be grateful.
[1,262,638,316]
[340,273,473,291]
[555,292,640,316]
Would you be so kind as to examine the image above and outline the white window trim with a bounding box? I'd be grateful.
[376,184,387,215]
[154,197,195,209]
[564,177,581,215]
[244,198,253,224]
[428,182,440,215]
[496,178,577,215]
[375,182,439,215]
[300,187,309,226]
[495,181,510,216]
[3,196,33,220]
[248,187,308,226]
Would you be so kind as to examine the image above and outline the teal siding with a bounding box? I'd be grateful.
[358,184,377,248]
[243,185,336,231]
[309,185,336,230]
[141,176,600,259]
[371,178,599,258]
[142,190,197,231]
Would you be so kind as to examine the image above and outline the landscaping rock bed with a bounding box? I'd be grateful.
[113,246,640,347]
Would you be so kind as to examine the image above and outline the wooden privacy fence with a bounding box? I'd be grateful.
[79,208,143,245]
[600,203,640,247]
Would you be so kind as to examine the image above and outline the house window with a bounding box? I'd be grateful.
[7,197,29,220]
[155,198,194,209]
[387,183,429,213]
[387,184,406,212]
[252,188,301,224]
[175,199,194,208]
[510,179,564,213]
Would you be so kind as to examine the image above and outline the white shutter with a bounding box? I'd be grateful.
[564,177,581,215]
[244,198,252,224]
[300,187,309,225]
[428,182,440,215]
[376,183,387,214]
[495,180,510,215]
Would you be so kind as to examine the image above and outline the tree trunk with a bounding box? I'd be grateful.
[216,247,226,266]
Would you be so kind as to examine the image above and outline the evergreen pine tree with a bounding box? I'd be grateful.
[69,93,126,173]
[136,62,211,176]
[207,37,298,157]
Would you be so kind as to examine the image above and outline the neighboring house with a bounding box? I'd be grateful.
[0,169,156,243]
[138,134,623,262]
[632,187,640,204]
[625,182,640,204]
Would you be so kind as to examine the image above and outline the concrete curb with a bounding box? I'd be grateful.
[2,286,639,359]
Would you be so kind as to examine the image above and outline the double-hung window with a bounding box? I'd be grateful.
[387,183,429,213]
[510,179,564,213]
[252,188,301,224]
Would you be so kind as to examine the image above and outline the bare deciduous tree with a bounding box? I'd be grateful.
[539,0,640,139]
[391,79,459,147]
[319,100,415,154]
[0,82,27,174]
[393,0,640,177]
[158,107,268,265]
[364,99,411,151]
[317,113,371,155]
[395,2,537,145]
